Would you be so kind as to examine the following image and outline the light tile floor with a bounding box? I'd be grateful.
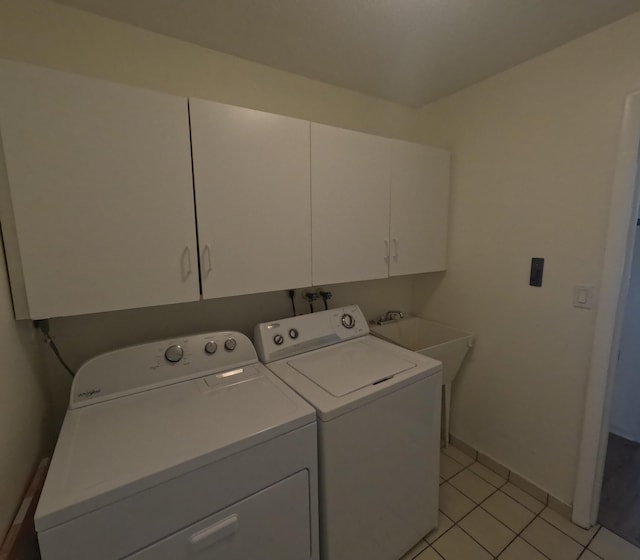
[400,446,640,560]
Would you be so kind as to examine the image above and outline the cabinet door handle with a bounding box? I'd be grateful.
[202,244,213,278]
[384,239,390,263]
[189,514,239,552]
[392,238,399,260]
[181,246,192,280]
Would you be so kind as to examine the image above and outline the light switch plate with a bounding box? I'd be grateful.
[573,284,595,309]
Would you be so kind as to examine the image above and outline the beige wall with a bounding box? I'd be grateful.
[0,0,420,537]
[3,0,640,526]
[43,278,416,426]
[413,12,640,503]
[0,240,50,537]
[0,0,424,141]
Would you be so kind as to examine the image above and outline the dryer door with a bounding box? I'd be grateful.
[125,470,312,560]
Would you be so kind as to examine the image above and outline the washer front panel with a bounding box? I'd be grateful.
[319,376,441,560]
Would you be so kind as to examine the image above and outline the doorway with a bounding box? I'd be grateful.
[597,211,640,546]
[573,90,640,529]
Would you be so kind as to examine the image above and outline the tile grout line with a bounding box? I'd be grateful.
[440,450,618,560]
[439,452,596,560]
[440,453,524,558]
[513,510,556,560]
[452,470,508,551]
[450,453,597,551]
[410,447,476,559]
[527,516,598,559]
[486,495,590,560]
[477,481,581,560]
[403,453,601,560]
[457,484,546,559]
[438,458,517,558]
[448,444,574,520]
[497,486,601,553]
[537,509,600,548]
[582,526,604,558]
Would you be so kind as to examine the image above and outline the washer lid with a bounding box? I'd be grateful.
[35,364,315,532]
[288,341,417,396]
[265,335,442,421]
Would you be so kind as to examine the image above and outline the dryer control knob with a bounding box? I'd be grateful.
[205,341,218,355]
[341,313,356,329]
[224,338,237,351]
[289,328,299,339]
[274,334,284,346]
[164,344,184,363]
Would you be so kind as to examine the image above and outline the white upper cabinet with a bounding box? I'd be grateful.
[311,123,391,285]
[0,61,199,319]
[189,99,311,299]
[311,124,450,285]
[389,140,450,276]
[0,61,450,319]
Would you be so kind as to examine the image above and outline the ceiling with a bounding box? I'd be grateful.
[52,0,640,107]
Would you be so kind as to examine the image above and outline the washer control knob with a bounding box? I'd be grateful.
[224,337,237,351]
[204,340,218,355]
[274,334,284,346]
[341,313,356,329]
[164,344,184,363]
[289,328,299,340]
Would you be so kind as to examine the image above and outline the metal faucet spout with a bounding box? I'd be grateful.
[376,310,404,325]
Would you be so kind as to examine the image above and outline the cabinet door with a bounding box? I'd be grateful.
[0,61,199,318]
[311,123,390,285]
[389,140,450,276]
[190,99,311,299]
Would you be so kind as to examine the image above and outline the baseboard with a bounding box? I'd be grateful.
[0,458,49,560]
[449,434,573,520]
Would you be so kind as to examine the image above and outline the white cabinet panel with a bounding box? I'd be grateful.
[311,123,390,285]
[390,140,450,276]
[0,61,199,318]
[190,99,311,299]
[0,61,450,319]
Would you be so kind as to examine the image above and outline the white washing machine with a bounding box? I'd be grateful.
[35,331,319,560]
[254,305,442,560]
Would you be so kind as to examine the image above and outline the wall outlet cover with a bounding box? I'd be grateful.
[573,284,595,309]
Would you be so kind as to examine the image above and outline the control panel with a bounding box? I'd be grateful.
[70,331,257,408]
[254,305,369,363]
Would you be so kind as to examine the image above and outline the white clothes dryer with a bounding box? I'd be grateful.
[254,305,442,560]
[35,331,319,560]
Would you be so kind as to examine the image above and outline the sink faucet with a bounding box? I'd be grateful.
[376,310,404,325]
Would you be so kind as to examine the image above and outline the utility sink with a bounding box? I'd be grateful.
[370,317,473,385]
[370,316,473,446]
